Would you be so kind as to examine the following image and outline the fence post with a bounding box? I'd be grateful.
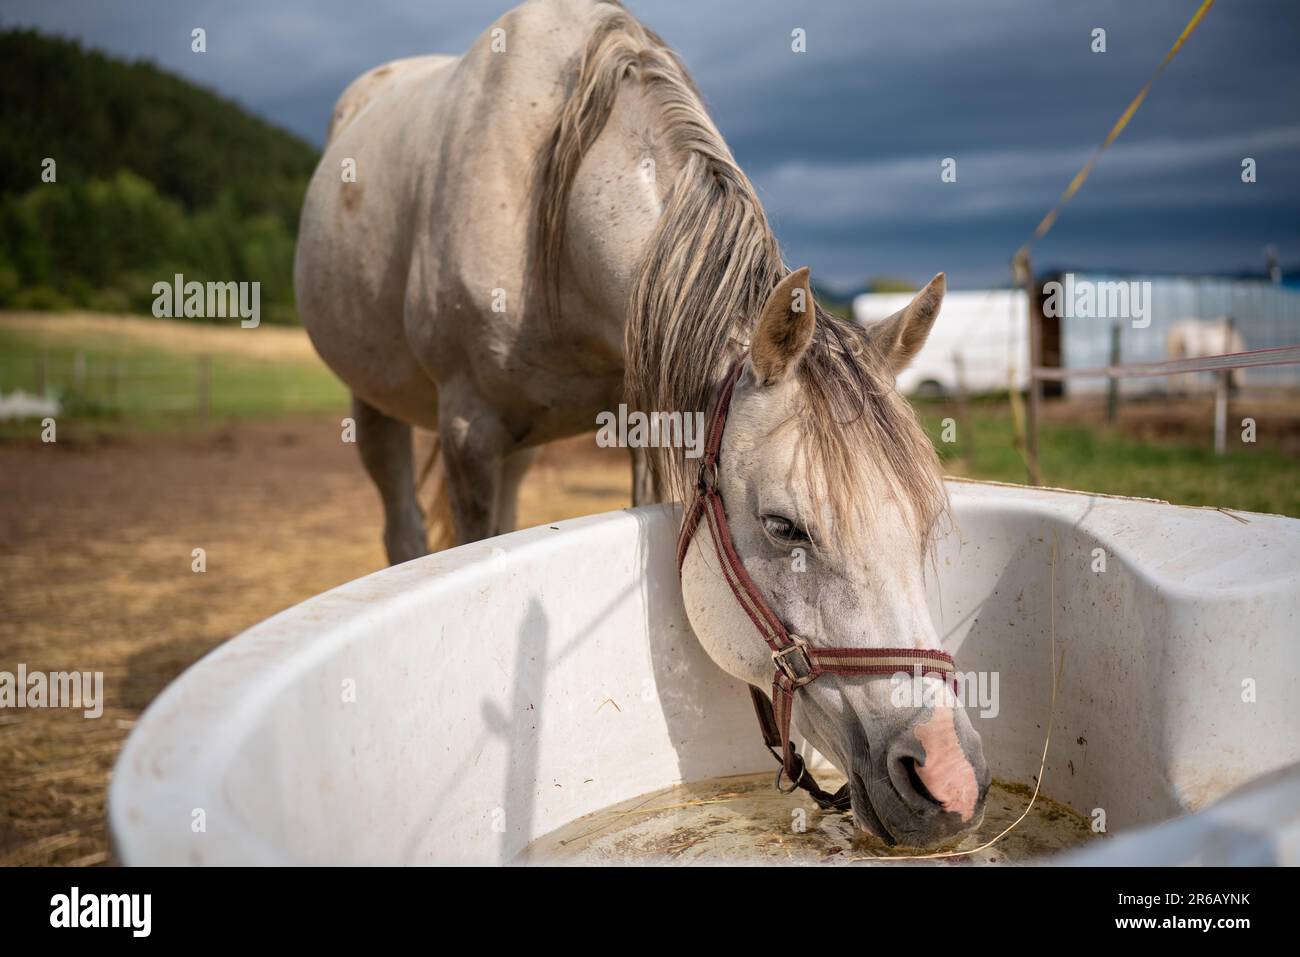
[197,354,211,421]
[1014,250,1043,484]
[952,351,973,466]
[1213,370,1228,455]
[1106,322,1121,425]
[1212,316,1237,455]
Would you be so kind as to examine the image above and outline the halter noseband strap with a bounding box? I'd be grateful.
[676,358,957,811]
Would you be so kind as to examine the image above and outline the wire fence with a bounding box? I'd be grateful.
[0,352,347,421]
[1032,343,1300,382]
[1025,331,1300,469]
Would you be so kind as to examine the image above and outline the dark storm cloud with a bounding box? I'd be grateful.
[4,0,1297,288]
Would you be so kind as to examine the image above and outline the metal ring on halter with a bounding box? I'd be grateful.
[774,754,807,794]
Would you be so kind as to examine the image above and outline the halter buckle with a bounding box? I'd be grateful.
[772,636,816,687]
[697,459,719,493]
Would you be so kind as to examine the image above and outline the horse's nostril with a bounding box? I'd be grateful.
[899,756,941,806]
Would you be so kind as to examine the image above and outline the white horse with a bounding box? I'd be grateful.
[1166,317,1246,393]
[295,0,987,846]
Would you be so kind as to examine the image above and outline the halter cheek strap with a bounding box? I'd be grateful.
[676,358,958,810]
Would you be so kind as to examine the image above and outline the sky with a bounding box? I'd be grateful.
[3,0,1297,290]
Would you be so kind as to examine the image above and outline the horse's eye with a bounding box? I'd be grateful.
[761,514,808,543]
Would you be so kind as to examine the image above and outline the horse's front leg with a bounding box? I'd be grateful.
[496,447,540,535]
[437,381,513,544]
[630,447,655,506]
[352,394,429,565]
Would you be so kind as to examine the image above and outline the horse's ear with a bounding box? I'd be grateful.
[864,273,945,374]
[751,267,816,385]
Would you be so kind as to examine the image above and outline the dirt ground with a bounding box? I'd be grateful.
[0,418,629,865]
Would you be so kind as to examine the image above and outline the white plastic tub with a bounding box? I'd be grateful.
[109,482,1300,865]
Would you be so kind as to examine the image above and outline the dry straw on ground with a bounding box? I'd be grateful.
[0,417,630,865]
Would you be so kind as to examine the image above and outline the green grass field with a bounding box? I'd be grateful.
[0,318,347,429]
[919,402,1299,517]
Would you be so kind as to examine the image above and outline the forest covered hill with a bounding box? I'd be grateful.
[0,30,320,322]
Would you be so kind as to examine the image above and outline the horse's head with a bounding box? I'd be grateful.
[680,267,989,848]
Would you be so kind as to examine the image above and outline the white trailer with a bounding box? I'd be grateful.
[854,289,1029,397]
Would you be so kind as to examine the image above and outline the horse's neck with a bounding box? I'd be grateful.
[559,81,683,349]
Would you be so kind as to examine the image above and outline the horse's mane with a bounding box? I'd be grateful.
[533,1,945,553]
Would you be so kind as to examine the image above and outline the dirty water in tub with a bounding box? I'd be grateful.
[519,772,1100,865]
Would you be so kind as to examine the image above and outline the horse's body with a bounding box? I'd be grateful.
[297,0,989,846]
[1166,318,1246,393]
[296,0,664,555]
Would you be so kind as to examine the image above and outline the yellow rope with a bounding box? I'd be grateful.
[1017,0,1216,256]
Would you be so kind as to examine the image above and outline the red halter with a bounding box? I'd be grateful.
[676,358,958,809]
